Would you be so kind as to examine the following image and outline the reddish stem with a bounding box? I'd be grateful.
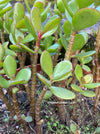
[35,32,42,53]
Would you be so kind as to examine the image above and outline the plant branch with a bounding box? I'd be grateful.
[35,86,47,134]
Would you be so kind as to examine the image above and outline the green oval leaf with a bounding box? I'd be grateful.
[63,20,72,35]
[82,65,91,72]
[10,45,25,52]
[83,83,100,89]
[34,1,44,13]
[73,51,96,58]
[43,90,52,99]
[0,6,12,16]
[16,19,26,29]
[42,27,57,38]
[72,8,100,31]
[31,7,41,31]
[76,0,94,9]
[19,43,35,54]
[13,3,25,23]
[40,51,53,78]
[15,68,31,84]
[53,60,72,81]
[5,49,17,57]
[71,84,82,92]
[37,73,51,87]
[72,32,88,52]
[0,0,11,5]
[3,55,17,78]
[81,90,95,97]
[50,86,75,100]
[42,17,61,34]
[0,75,9,88]
[9,79,25,86]
[75,64,83,83]
[57,0,65,13]
[22,33,34,44]
[24,16,37,39]
[47,43,60,53]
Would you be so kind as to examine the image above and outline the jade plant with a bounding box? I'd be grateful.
[0,0,100,133]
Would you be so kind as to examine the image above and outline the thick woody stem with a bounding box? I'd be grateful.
[54,45,62,67]
[1,30,5,44]
[0,88,15,117]
[94,27,100,111]
[24,83,30,101]
[12,88,28,131]
[64,32,77,60]
[30,32,42,119]
[72,93,79,120]
[35,86,47,134]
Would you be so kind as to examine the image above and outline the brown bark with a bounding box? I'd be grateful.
[35,86,47,134]
[0,88,15,117]
[94,27,100,111]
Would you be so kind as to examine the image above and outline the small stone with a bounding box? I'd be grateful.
[16,126,19,129]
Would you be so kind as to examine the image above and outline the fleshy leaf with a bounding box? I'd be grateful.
[0,6,12,16]
[19,43,35,54]
[0,0,11,5]
[57,0,65,13]
[3,55,17,78]
[41,3,51,22]
[76,0,94,9]
[43,90,52,99]
[42,27,57,38]
[60,34,68,50]
[72,8,100,31]
[81,90,95,97]
[9,79,25,86]
[31,7,41,31]
[83,83,100,89]
[10,45,25,52]
[53,60,72,81]
[82,56,92,64]
[82,65,91,73]
[63,20,72,35]
[68,0,78,14]
[22,33,34,44]
[40,51,53,78]
[50,86,75,100]
[72,32,88,52]
[5,49,17,57]
[13,3,25,23]
[71,84,82,92]
[24,16,37,39]
[34,0,44,13]
[72,51,96,58]
[0,75,9,88]
[47,43,60,53]
[15,68,31,84]
[75,64,83,83]
[37,73,51,87]
[41,17,60,34]
[16,19,26,29]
